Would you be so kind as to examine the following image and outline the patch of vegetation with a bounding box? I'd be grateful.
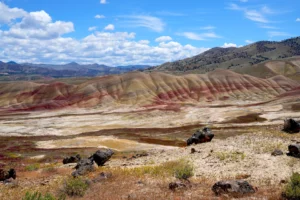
[5,152,22,159]
[62,177,89,197]
[22,192,59,200]
[118,159,194,179]
[283,172,300,199]
[25,163,40,171]
[215,151,246,161]
[261,142,283,153]
[173,160,194,180]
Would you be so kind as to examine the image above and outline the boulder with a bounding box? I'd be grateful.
[63,154,81,164]
[271,149,284,156]
[71,149,114,177]
[212,180,256,196]
[90,149,114,166]
[283,119,300,133]
[287,144,300,158]
[187,127,214,146]
[72,159,95,177]
[0,169,16,181]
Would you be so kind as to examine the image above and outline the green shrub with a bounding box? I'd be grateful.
[22,192,57,200]
[63,177,89,197]
[283,173,300,199]
[25,163,40,171]
[173,159,194,180]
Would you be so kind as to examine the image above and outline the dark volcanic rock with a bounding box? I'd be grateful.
[72,159,95,177]
[287,144,300,158]
[72,149,114,177]
[90,149,114,166]
[212,180,256,196]
[283,119,300,133]
[63,154,81,164]
[0,169,16,181]
[187,127,214,146]
[271,149,284,156]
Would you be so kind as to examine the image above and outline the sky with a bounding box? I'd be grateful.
[0,0,299,66]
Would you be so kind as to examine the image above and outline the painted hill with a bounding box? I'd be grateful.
[151,37,300,74]
[234,57,300,82]
[0,70,299,112]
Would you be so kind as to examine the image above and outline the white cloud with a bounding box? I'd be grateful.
[222,43,237,48]
[104,24,114,31]
[121,15,165,32]
[100,0,107,4]
[268,31,291,37]
[258,24,277,29]
[0,30,209,66]
[181,32,220,41]
[228,4,275,24]
[1,10,74,40]
[200,26,215,30]
[155,36,172,42]
[0,2,210,66]
[95,14,105,19]
[245,40,254,44]
[296,18,300,22]
[0,2,26,24]
[245,10,268,23]
[88,26,97,31]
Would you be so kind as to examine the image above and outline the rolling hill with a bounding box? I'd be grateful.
[151,37,300,75]
[0,70,299,112]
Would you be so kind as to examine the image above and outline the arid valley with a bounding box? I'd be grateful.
[1,54,300,199]
[1,1,300,199]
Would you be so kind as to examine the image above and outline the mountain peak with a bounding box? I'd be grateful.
[66,62,79,65]
[7,61,18,65]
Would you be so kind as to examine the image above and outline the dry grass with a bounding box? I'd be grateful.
[214,151,246,162]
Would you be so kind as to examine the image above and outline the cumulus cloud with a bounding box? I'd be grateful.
[95,14,105,19]
[0,2,209,66]
[0,7,74,40]
[104,24,115,31]
[121,15,165,32]
[222,43,237,48]
[245,40,254,44]
[155,36,172,42]
[100,0,107,4]
[181,32,220,40]
[0,2,26,24]
[88,26,97,31]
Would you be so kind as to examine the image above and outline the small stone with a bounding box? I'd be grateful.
[212,180,256,196]
[191,148,196,154]
[169,181,187,191]
[271,149,284,156]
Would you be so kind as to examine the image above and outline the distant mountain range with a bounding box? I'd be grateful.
[0,61,150,81]
[150,36,300,74]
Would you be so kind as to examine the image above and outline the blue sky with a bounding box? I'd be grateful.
[0,0,299,66]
